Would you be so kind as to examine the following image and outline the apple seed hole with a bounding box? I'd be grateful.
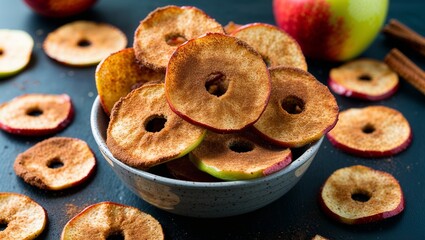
[228,140,254,153]
[0,220,8,231]
[106,230,124,240]
[205,72,229,97]
[281,95,305,114]
[362,123,375,134]
[165,33,187,46]
[47,157,64,169]
[351,190,371,202]
[77,39,91,47]
[358,74,372,81]
[145,115,167,133]
[26,107,43,117]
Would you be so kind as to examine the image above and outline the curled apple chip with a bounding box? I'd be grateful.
[320,165,404,224]
[107,83,206,169]
[95,48,165,115]
[231,23,307,70]
[43,20,127,66]
[329,59,399,101]
[0,93,73,136]
[14,137,96,190]
[61,202,164,240]
[0,29,33,79]
[166,33,271,133]
[0,192,47,240]
[190,131,292,180]
[253,67,338,148]
[327,106,411,157]
[134,5,224,71]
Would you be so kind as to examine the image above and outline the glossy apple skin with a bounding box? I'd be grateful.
[273,0,388,61]
[23,0,97,17]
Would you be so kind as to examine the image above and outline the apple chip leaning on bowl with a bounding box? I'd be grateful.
[107,83,206,169]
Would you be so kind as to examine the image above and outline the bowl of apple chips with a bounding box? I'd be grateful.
[91,5,338,217]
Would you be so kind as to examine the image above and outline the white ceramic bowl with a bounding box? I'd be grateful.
[90,96,323,218]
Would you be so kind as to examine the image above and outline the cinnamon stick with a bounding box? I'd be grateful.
[384,48,425,95]
[383,19,425,56]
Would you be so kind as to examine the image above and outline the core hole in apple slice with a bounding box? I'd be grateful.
[26,107,43,117]
[205,72,229,97]
[351,189,372,203]
[228,140,255,153]
[106,230,124,240]
[358,74,372,81]
[144,115,167,133]
[362,123,376,134]
[0,48,3,55]
[46,157,64,169]
[0,221,8,231]
[281,95,305,114]
[77,38,91,47]
[165,33,187,46]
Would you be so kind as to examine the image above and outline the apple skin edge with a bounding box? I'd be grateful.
[273,0,388,61]
[326,130,413,158]
[328,77,399,101]
[23,0,97,18]
[318,186,405,224]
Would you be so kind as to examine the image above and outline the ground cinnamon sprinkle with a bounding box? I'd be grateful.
[66,203,82,219]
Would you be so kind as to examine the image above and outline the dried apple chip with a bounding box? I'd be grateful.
[0,29,33,78]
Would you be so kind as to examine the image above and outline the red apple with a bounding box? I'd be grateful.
[273,0,388,61]
[23,0,97,18]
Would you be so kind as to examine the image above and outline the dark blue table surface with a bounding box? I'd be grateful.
[0,0,424,239]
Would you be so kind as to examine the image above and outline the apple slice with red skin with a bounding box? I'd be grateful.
[24,0,97,18]
[329,59,399,101]
[14,137,96,190]
[61,202,164,240]
[134,5,224,71]
[107,83,206,169]
[165,33,271,133]
[327,106,412,157]
[253,67,338,148]
[0,29,34,79]
[95,48,165,116]
[230,23,307,70]
[0,192,47,240]
[319,165,404,224]
[0,93,74,136]
[189,130,292,180]
[166,155,220,182]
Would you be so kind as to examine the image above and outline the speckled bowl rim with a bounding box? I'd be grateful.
[91,96,323,189]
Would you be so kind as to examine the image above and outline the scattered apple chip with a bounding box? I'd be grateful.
[0,192,47,240]
[166,155,220,182]
[253,67,338,148]
[0,93,73,136]
[327,106,411,157]
[14,137,96,190]
[0,29,34,78]
[43,20,127,66]
[231,23,307,70]
[165,33,271,132]
[95,48,165,115]
[190,131,292,180]
[107,83,206,169]
[320,165,404,224]
[133,5,224,71]
[329,59,399,101]
[61,201,164,240]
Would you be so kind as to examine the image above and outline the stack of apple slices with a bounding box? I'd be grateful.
[97,5,339,181]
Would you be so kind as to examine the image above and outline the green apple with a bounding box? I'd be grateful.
[0,29,33,78]
[273,0,388,61]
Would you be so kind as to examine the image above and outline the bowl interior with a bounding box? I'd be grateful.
[90,96,323,188]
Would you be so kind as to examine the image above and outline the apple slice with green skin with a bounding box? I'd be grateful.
[189,131,292,181]
[61,202,164,240]
[165,33,271,133]
[14,137,96,190]
[320,165,405,224]
[166,155,220,182]
[329,59,399,101]
[0,193,47,239]
[107,83,206,170]
[95,48,165,116]
[327,106,412,157]
[0,94,74,136]
[0,29,33,79]
[230,23,307,70]
[24,0,97,18]
[273,0,388,61]
[253,67,338,148]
